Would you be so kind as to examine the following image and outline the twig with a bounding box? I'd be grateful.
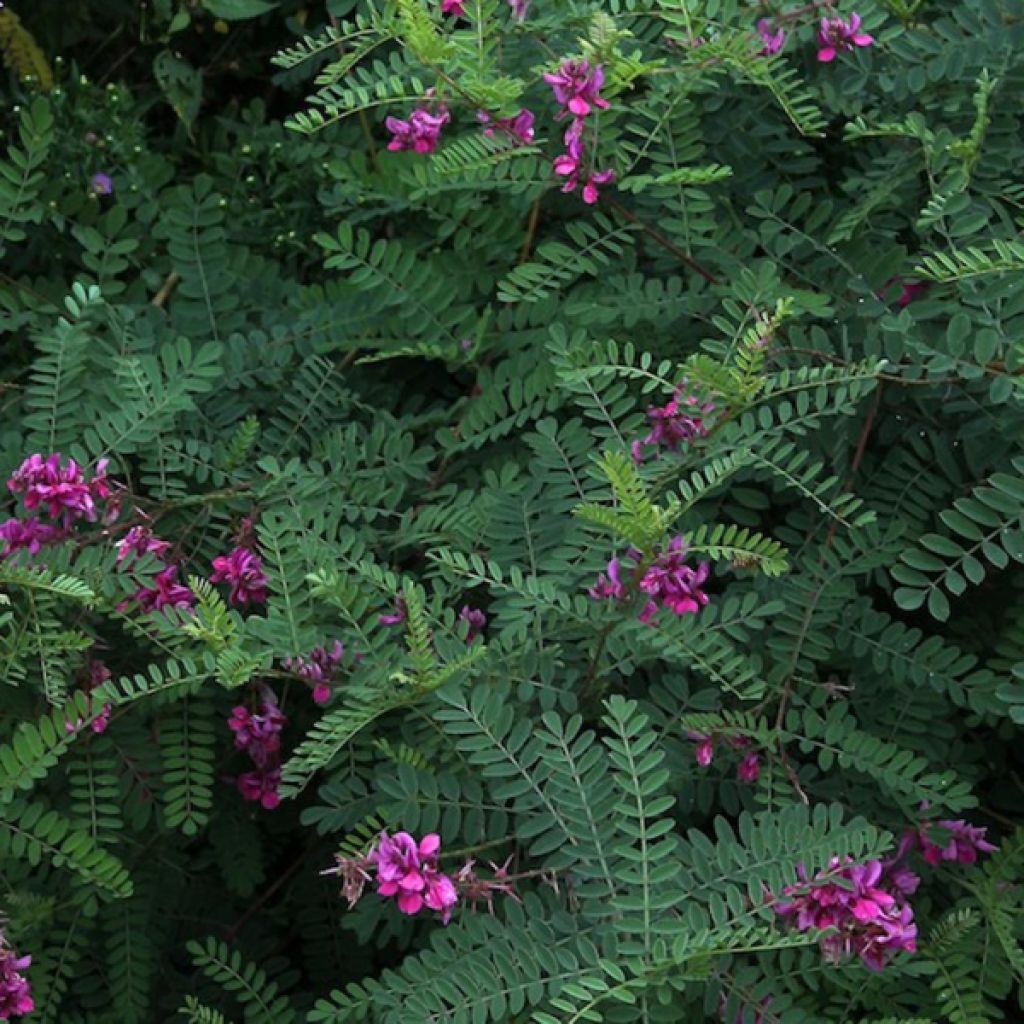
[224,845,313,942]
[151,271,181,309]
[606,198,720,284]
[519,197,542,263]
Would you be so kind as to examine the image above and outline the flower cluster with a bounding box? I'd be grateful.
[459,605,487,643]
[8,453,113,524]
[2,454,117,561]
[688,731,761,782]
[325,831,518,924]
[0,936,32,1021]
[65,660,113,736]
[210,545,268,607]
[372,831,459,921]
[817,13,874,62]
[228,691,286,809]
[283,641,344,704]
[775,857,918,971]
[544,59,614,204]
[441,0,465,16]
[631,384,714,463]
[0,518,64,560]
[590,536,711,625]
[386,99,450,154]
[115,524,196,615]
[916,819,997,865]
[756,18,785,56]
[478,107,535,145]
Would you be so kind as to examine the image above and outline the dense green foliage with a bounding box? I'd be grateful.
[2,0,1024,1021]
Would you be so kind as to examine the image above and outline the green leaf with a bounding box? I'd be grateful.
[201,0,277,18]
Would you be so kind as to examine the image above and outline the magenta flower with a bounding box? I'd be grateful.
[229,692,286,809]
[896,280,929,308]
[737,751,761,783]
[370,831,459,921]
[65,660,113,735]
[386,105,450,154]
[507,0,528,20]
[581,169,615,205]
[0,517,64,560]
[228,699,286,768]
[378,596,408,626]
[817,13,874,62]
[756,19,785,56]
[689,732,714,767]
[631,383,714,463]
[588,557,626,601]
[237,767,282,810]
[210,545,269,606]
[0,944,33,1020]
[918,820,997,865]
[116,526,171,566]
[7,454,110,525]
[423,869,459,923]
[478,108,535,145]
[284,641,344,703]
[459,605,487,643]
[775,857,918,970]
[441,0,466,14]
[125,565,195,614]
[638,536,710,623]
[543,60,609,119]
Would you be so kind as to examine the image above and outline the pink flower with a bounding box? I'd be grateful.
[126,565,195,614]
[370,831,459,922]
[7,454,110,525]
[386,105,450,154]
[0,944,33,1020]
[507,0,528,20]
[441,0,466,15]
[543,60,609,119]
[638,536,710,623]
[116,526,172,566]
[230,692,286,810]
[897,280,929,307]
[210,546,269,606]
[459,605,487,643]
[378,597,408,626]
[237,768,282,810]
[0,517,64,559]
[631,383,714,463]
[775,857,917,970]
[284,641,344,702]
[693,734,714,767]
[228,699,286,768]
[478,108,535,145]
[737,751,760,783]
[423,869,459,923]
[582,169,615,205]
[919,820,997,865]
[817,13,874,62]
[588,557,626,601]
[756,19,785,56]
